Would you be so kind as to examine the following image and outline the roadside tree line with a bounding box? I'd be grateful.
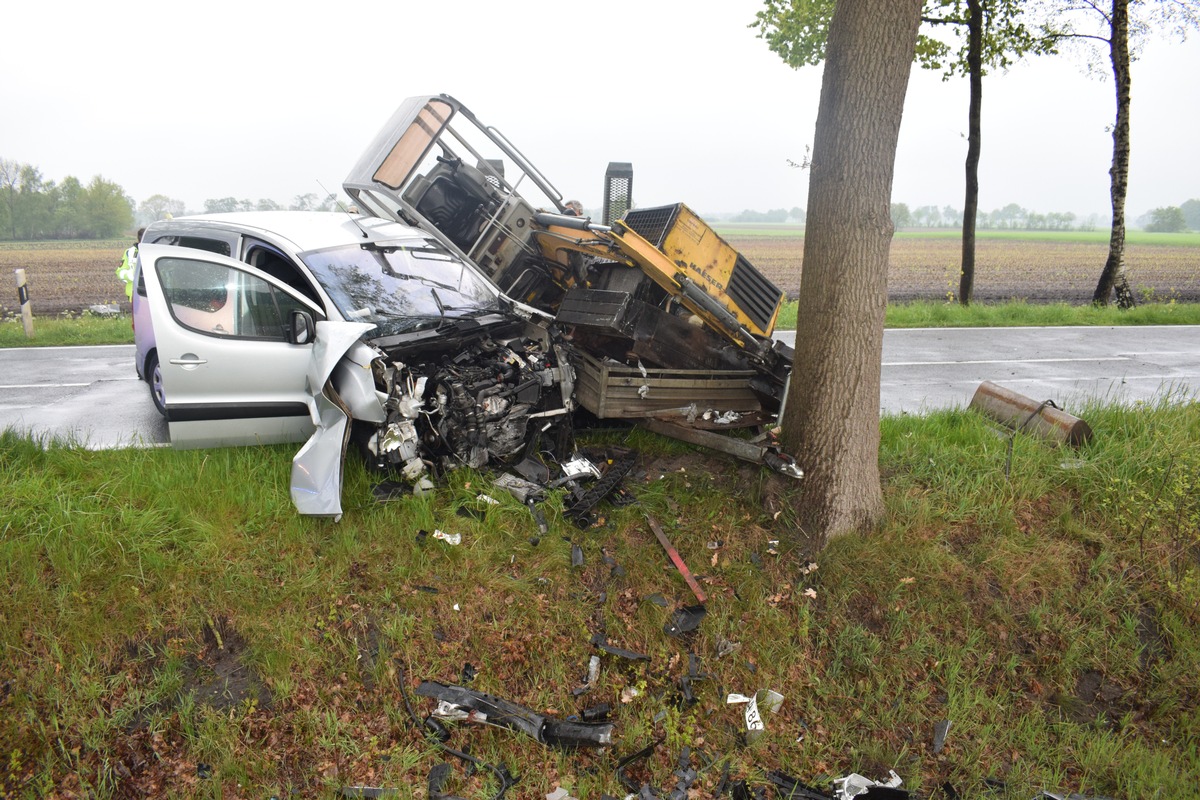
[0,158,132,241]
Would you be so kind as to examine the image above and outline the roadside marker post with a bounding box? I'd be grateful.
[15,269,34,339]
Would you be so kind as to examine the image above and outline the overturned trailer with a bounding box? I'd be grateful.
[343,95,796,464]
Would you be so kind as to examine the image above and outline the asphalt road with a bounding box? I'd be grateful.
[2,326,1198,450]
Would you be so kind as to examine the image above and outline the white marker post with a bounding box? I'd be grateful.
[15,269,34,338]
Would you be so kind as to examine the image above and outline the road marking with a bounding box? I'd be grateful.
[883,356,1130,367]
[0,382,92,389]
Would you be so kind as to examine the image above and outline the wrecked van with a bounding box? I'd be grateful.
[135,95,798,518]
[134,211,576,518]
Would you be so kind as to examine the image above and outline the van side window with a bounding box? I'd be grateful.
[149,235,232,257]
[156,257,311,341]
[245,244,322,305]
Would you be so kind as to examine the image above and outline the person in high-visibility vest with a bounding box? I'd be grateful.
[116,227,145,299]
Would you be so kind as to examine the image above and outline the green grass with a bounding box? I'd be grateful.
[2,401,1198,797]
[771,299,1200,330]
[0,313,133,347]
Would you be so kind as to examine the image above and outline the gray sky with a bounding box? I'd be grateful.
[4,0,1197,221]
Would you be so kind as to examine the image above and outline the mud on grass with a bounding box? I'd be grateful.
[2,410,1200,797]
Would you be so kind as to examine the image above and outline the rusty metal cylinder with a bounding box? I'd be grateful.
[969,380,1093,447]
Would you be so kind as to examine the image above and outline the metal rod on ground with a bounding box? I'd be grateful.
[646,515,707,604]
[15,269,34,339]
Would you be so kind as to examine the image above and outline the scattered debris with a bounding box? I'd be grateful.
[727,693,753,705]
[832,770,905,800]
[592,633,650,662]
[932,719,952,754]
[644,593,669,607]
[744,689,785,741]
[620,686,641,704]
[476,493,500,505]
[663,604,707,636]
[433,529,462,545]
[417,681,613,748]
[572,655,602,696]
[716,637,741,657]
[646,515,707,603]
[571,544,584,568]
[546,787,579,800]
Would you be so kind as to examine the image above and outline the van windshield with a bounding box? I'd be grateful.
[301,239,500,336]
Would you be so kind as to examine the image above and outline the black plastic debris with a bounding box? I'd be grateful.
[591,633,650,662]
[371,480,410,502]
[766,770,833,800]
[196,762,212,780]
[666,747,698,800]
[461,663,478,684]
[417,681,613,748]
[581,702,611,722]
[663,604,706,636]
[677,652,711,708]
[644,593,669,607]
[565,449,638,527]
[615,739,662,794]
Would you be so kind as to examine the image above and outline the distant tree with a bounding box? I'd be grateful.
[1034,0,1200,307]
[1144,206,1187,233]
[83,176,133,238]
[891,202,913,228]
[1181,198,1200,230]
[789,206,806,223]
[0,158,21,239]
[942,205,963,226]
[55,176,86,238]
[204,197,240,214]
[255,198,282,211]
[912,204,943,226]
[291,193,318,211]
[15,165,51,240]
[140,194,186,221]
[755,0,1053,306]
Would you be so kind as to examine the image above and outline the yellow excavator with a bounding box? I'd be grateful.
[344,95,795,463]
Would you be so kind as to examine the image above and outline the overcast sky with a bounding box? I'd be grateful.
[4,0,1197,221]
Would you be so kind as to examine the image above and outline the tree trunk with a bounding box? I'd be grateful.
[1092,0,1136,308]
[959,0,983,306]
[780,0,924,543]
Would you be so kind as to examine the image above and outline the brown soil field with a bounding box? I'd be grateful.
[2,236,1198,317]
[732,236,1200,303]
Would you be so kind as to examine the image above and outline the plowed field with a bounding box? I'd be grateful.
[731,235,1200,303]
[2,235,1198,317]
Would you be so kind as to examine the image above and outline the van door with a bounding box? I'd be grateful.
[138,243,327,448]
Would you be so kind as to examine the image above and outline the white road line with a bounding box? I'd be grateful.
[883,356,1131,367]
[0,382,92,389]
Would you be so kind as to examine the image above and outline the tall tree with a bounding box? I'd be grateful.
[0,158,24,240]
[754,0,1048,305]
[1035,0,1200,307]
[780,0,924,541]
[140,194,186,222]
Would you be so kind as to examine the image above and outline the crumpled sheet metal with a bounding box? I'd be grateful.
[290,321,376,519]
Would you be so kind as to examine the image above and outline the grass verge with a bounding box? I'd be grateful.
[2,401,1198,797]
[772,299,1200,331]
[0,314,134,347]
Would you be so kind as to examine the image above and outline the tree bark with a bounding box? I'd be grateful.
[1092,0,1136,308]
[780,0,924,543]
[959,0,983,306]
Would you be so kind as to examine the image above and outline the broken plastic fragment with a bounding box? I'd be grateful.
[476,493,500,505]
[726,693,752,704]
[433,530,461,545]
[744,689,785,741]
[832,770,904,800]
[663,604,707,636]
[932,719,951,754]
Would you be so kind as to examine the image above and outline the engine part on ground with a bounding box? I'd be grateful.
[416,681,613,748]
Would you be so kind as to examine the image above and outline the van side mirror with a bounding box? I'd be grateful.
[288,309,315,345]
